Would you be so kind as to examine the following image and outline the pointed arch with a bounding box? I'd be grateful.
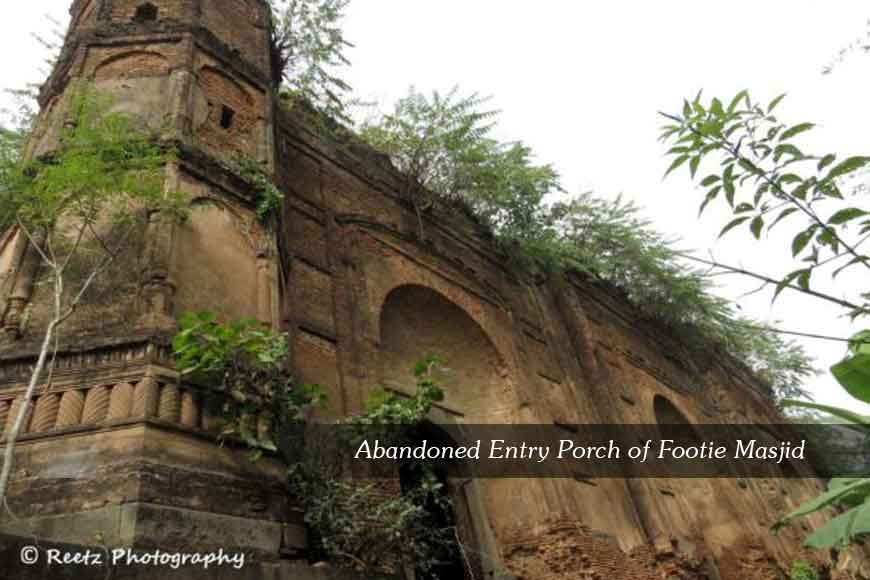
[378,284,511,419]
[93,50,170,79]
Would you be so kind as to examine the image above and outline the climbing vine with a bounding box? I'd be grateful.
[173,317,459,576]
[221,157,284,225]
[173,311,323,460]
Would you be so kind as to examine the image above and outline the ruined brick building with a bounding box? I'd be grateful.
[0,1,867,579]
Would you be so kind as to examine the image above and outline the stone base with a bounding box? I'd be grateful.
[0,502,306,561]
[0,423,306,559]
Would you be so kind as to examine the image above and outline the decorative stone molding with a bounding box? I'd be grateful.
[0,374,226,441]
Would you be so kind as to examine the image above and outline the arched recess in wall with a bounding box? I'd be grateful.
[94,51,170,80]
[378,284,511,420]
[653,395,702,441]
[170,199,260,322]
[92,50,171,125]
[653,394,708,478]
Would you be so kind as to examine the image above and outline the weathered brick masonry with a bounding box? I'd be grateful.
[0,1,867,578]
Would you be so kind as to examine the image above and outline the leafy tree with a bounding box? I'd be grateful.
[660,90,870,549]
[660,91,870,316]
[360,86,507,234]
[0,83,187,507]
[269,0,354,122]
[360,87,499,197]
[361,86,814,401]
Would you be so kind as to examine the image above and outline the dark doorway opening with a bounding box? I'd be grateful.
[399,461,468,580]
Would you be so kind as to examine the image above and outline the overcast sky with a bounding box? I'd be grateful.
[3,1,869,414]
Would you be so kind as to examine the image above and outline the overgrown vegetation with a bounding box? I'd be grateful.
[173,311,324,461]
[290,355,459,577]
[789,559,820,580]
[222,156,284,225]
[660,90,870,549]
[0,82,186,507]
[359,86,815,402]
[174,316,459,577]
[268,0,354,123]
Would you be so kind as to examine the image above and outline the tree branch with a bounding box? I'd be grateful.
[676,251,868,314]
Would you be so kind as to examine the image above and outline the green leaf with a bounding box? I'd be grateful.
[829,208,868,225]
[805,502,870,549]
[825,156,870,182]
[664,154,689,178]
[700,174,720,187]
[781,400,870,426]
[818,154,836,171]
[719,216,750,238]
[780,123,815,141]
[738,158,762,175]
[796,268,811,290]
[831,353,870,404]
[689,156,701,178]
[778,478,870,523]
[774,143,803,162]
[727,90,748,114]
[777,173,802,186]
[698,185,721,216]
[773,268,806,301]
[791,180,812,201]
[750,215,764,239]
[848,330,870,356]
[723,174,736,206]
[791,228,815,257]
[767,93,787,113]
[768,207,798,231]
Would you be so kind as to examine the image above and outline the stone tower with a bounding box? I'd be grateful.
[1,1,868,579]
[0,0,304,565]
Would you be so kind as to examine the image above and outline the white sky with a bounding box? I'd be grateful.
[3,1,869,414]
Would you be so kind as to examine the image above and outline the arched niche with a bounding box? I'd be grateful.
[378,284,511,420]
[653,394,702,444]
[653,394,711,482]
[91,51,172,126]
[94,51,170,80]
[650,394,745,562]
[171,199,260,322]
